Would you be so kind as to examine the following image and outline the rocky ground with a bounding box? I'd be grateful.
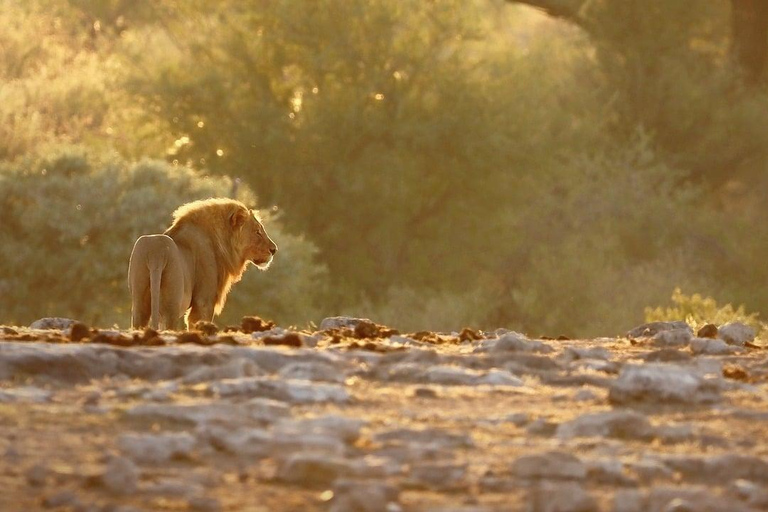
[1,316,768,512]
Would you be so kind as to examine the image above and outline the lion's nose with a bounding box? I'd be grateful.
[269,244,278,255]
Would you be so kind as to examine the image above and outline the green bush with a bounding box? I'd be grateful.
[0,147,329,328]
[645,288,766,336]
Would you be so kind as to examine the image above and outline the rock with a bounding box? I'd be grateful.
[118,432,196,463]
[127,399,290,427]
[209,377,350,404]
[142,478,204,498]
[1,326,19,336]
[373,428,473,450]
[477,333,553,354]
[278,361,344,382]
[608,363,722,405]
[477,369,524,386]
[407,462,468,491]
[527,481,597,512]
[613,489,645,512]
[26,463,48,486]
[100,456,139,495]
[275,454,379,486]
[320,317,372,331]
[730,479,768,507]
[627,457,675,483]
[717,322,756,346]
[556,410,655,441]
[0,386,52,403]
[652,329,693,348]
[689,338,741,355]
[526,418,558,437]
[586,459,636,486]
[68,322,91,342]
[563,346,611,361]
[627,321,691,339]
[643,349,692,362]
[42,490,80,509]
[262,332,304,348]
[330,479,400,512]
[647,486,751,512]
[512,451,587,480]
[697,324,718,338]
[276,415,366,444]
[182,357,263,384]
[188,496,222,512]
[30,317,75,330]
[240,316,275,333]
[573,389,598,401]
[423,365,480,385]
[504,412,530,426]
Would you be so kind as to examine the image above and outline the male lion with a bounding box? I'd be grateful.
[128,198,277,330]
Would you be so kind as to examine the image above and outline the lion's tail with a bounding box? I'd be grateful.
[148,261,164,330]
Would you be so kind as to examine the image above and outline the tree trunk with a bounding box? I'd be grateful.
[731,0,768,83]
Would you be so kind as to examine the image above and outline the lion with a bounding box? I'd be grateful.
[128,198,277,330]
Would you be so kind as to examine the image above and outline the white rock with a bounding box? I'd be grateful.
[476,334,553,354]
[29,317,75,330]
[477,369,524,386]
[608,364,722,405]
[276,415,367,444]
[319,317,372,330]
[689,338,741,355]
[209,377,350,403]
[330,479,400,512]
[0,386,52,403]
[118,432,196,464]
[717,322,756,346]
[627,321,691,339]
[278,361,344,383]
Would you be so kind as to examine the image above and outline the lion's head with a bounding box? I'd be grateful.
[230,207,277,270]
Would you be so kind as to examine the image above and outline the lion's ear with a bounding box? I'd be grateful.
[230,208,248,229]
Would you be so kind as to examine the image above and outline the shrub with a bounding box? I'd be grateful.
[0,147,329,328]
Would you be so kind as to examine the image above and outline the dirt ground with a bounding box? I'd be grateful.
[1,318,767,512]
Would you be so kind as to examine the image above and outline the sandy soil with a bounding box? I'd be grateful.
[1,318,767,512]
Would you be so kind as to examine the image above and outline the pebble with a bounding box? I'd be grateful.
[556,410,655,440]
[330,479,400,512]
[512,451,587,480]
[717,322,756,346]
[100,456,140,495]
[527,481,597,512]
[689,338,741,355]
[118,432,196,463]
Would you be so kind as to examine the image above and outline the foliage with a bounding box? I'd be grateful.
[0,148,329,327]
[646,288,766,335]
[2,0,768,336]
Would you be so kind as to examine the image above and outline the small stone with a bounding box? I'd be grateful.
[68,322,91,342]
[278,361,343,382]
[241,316,276,334]
[477,369,524,386]
[512,451,586,480]
[42,490,80,509]
[30,317,75,330]
[556,410,654,441]
[643,349,692,362]
[627,321,691,339]
[118,432,195,463]
[100,456,139,495]
[330,479,400,512]
[320,317,371,331]
[276,454,358,486]
[262,332,303,347]
[563,346,610,361]
[193,321,219,336]
[0,386,52,403]
[652,329,693,348]
[697,324,718,338]
[613,489,645,512]
[477,333,553,354]
[718,322,756,346]
[528,481,596,512]
[573,389,597,401]
[504,412,530,426]
[26,463,48,487]
[407,462,468,491]
[188,496,222,512]
[1,326,19,335]
[412,387,438,398]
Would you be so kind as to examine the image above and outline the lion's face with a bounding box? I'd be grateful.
[237,210,277,269]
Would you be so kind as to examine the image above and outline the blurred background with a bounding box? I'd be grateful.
[1,0,768,336]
